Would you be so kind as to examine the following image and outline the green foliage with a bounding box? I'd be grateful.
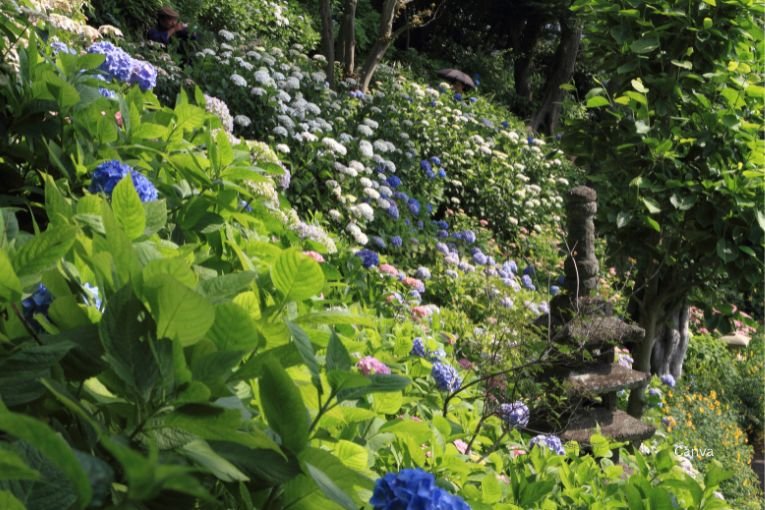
[564,0,764,312]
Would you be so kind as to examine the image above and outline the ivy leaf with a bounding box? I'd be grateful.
[271,249,325,302]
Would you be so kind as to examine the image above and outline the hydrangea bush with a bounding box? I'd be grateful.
[0,2,751,509]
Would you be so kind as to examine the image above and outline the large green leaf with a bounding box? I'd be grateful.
[630,36,660,54]
[180,440,248,482]
[0,249,21,302]
[148,276,215,346]
[271,250,324,302]
[112,176,146,240]
[11,226,76,280]
[0,491,25,510]
[0,407,91,509]
[287,322,322,393]
[207,302,261,351]
[259,359,309,453]
[0,446,40,481]
[326,330,352,372]
[0,341,74,407]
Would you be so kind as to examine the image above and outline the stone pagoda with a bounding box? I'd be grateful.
[536,186,655,451]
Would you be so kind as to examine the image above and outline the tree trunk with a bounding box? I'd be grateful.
[530,15,582,134]
[337,0,358,77]
[513,15,543,104]
[359,0,398,92]
[319,0,335,89]
[651,300,690,379]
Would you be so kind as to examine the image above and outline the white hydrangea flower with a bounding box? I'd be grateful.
[363,188,380,200]
[329,209,342,221]
[203,94,234,133]
[377,198,391,209]
[234,115,251,127]
[300,131,318,143]
[230,73,247,87]
[322,137,347,156]
[362,118,379,129]
[218,29,236,41]
[276,144,290,153]
[277,90,291,103]
[350,203,374,221]
[359,140,374,158]
[273,126,288,137]
[250,87,266,97]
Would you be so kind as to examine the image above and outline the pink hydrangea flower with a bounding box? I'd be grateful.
[453,439,470,454]
[303,251,325,263]
[356,356,391,375]
[510,448,527,458]
[379,263,399,276]
[479,219,489,226]
[402,277,425,292]
[457,358,474,370]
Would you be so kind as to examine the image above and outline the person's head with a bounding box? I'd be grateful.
[157,6,180,29]
[452,81,465,93]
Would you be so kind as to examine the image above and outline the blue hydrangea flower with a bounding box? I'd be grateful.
[50,41,76,55]
[22,284,53,330]
[499,401,529,428]
[370,468,470,510]
[472,251,488,265]
[411,337,427,357]
[390,236,403,247]
[415,267,431,280]
[521,274,536,291]
[660,374,676,388]
[470,97,478,103]
[420,159,432,173]
[129,59,157,91]
[432,362,461,392]
[370,236,387,249]
[437,168,447,178]
[355,249,379,268]
[550,285,561,296]
[99,87,117,99]
[648,388,662,398]
[386,175,402,188]
[394,191,409,202]
[436,242,450,255]
[462,230,476,244]
[454,93,462,101]
[239,199,253,212]
[82,283,103,310]
[435,220,449,230]
[408,198,420,216]
[430,156,441,166]
[538,302,550,314]
[88,41,133,82]
[437,229,449,238]
[501,121,510,128]
[505,260,519,275]
[90,160,159,202]
[530,434,565,455]
[523,265,536,277]
[387,203,400,220]
[409,290,422,303]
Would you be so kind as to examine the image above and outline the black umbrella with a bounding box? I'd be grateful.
[436,68,476,89]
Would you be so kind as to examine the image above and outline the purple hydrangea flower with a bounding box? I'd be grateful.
[408,198,420,216]
[521,274,536,291]
[88,41,133,82]
[99,87,117,99]
[370,468,470,510]
[129,58,157,91]
[550,285,560,296]
[437,229,449,238]
[411,337,427,357]
[390,236,403,248]
[472,251,488,265]
[432,362,461,392]
[415,267,431,280]
[436,242,450,255]
[279,168,291,189]
[499,401,529,428]
[648,388,662,398]
[370,236,387,249]
[355,249,379,268]
[660,374,676,388]
[500,297,513,309]
[50,41,76,55]
[357,356,391,375]
[462,230,476,244]
[529,434,565,455]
